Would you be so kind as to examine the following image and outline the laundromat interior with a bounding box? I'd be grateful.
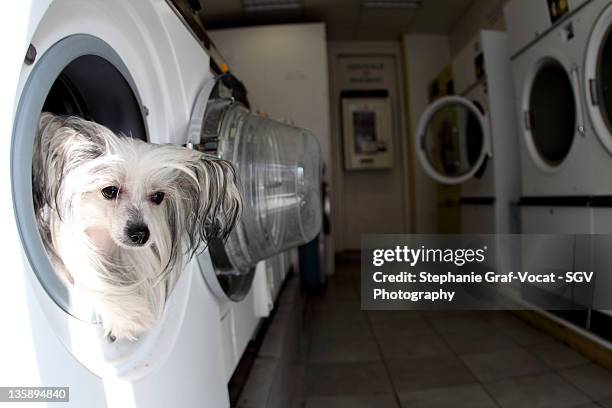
[4,0,612,407]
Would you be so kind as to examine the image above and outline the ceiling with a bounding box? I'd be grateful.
[200,0,477,41]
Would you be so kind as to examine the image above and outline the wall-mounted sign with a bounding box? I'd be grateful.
[341,90,393,170]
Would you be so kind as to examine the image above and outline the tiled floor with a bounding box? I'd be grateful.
[292,261,612,408]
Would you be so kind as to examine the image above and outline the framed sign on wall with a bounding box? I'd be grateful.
[341,90,393,170]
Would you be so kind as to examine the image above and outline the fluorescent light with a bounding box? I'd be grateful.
[243,0,302,12]
[363,0,423,9]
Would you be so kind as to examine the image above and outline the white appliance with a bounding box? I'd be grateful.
[575,0,612,319]
[415,31,520,235]
[576,0,612,199]
[505,0,595,313]
[504,0,589,57]
[506,0,592,198]
[2,0,322,406]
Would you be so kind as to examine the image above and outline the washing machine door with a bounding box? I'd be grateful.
[189,86,322,301]
[522,57,583,171]
[585,2,612,154]
[416,95,491,185]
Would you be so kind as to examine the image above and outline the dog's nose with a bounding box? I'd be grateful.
[127,224,150,245]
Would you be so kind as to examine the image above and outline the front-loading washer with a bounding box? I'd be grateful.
[574,0,612,326]
[578,0,612,197]
[416,31,519,234]
[506,0,596,315]
[3,0,322,406]
[6,1,232,406]
[509,11,592,198]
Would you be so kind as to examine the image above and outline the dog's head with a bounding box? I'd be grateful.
[34,112,242,264]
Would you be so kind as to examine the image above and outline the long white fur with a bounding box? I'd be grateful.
[33,113,242,341]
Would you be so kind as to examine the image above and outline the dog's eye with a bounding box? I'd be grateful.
[101,186,119,200]
[150,191,165,205]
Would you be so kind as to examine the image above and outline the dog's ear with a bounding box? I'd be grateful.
[33,113,109,216]
[176,152,242,254]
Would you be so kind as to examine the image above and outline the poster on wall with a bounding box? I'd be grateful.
[341,90,393,170]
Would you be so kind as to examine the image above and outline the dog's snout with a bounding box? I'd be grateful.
[126,224,150,246]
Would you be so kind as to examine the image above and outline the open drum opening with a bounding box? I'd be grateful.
[527,60,576,167]
[11,35,147,322]
[416,96,489,185]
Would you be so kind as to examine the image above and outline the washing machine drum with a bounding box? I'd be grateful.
[416,95,491,185]
[190,96,323,301]
[527,60,576,166]
[12,35,148,322]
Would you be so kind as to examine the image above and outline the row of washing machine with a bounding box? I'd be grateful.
[416,0,612,324]
[2,1,320,407]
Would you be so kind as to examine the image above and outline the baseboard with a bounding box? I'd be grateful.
[514,310,612,371]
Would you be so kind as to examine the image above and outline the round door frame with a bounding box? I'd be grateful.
[12,34,150,322]
[585,2,612,155]
[416,95,492,185]
[189,85,256,302]
[521,54,584,174]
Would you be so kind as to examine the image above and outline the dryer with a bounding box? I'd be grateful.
[507,0,593,198]
[3,0,322,406]
[505,0,594,315]
[573,0,612,322]
[415,30,520,275]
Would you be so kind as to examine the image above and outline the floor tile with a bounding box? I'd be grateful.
[309,337,381,363]
[427,315,494,335]
[495,320,551,346]
[367,310,423,323]
[371,316,435,338]
[305,362,393,396]
[378,334,451,360]
[303,394,399,408]
[481,311,525,328]
[560,364,612,400]
[460,347,550,382]
[419,311,479,319]
[441,330,517,355]
[309,306,367,323]
[291,364,306,405]
[387,355,476,392]
[398,384,498,408]
[485,373,591,408]
[526,341,589,370]
[237,357,276,406]
[310,319,374,340]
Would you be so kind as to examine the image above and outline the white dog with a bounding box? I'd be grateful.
[33,113,242,341]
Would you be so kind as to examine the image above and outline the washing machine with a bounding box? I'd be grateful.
[507,0,593,198]
[505,0,596,311]
[416,30,519,275]
[574,0,612,321]
[2,0,322,406]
